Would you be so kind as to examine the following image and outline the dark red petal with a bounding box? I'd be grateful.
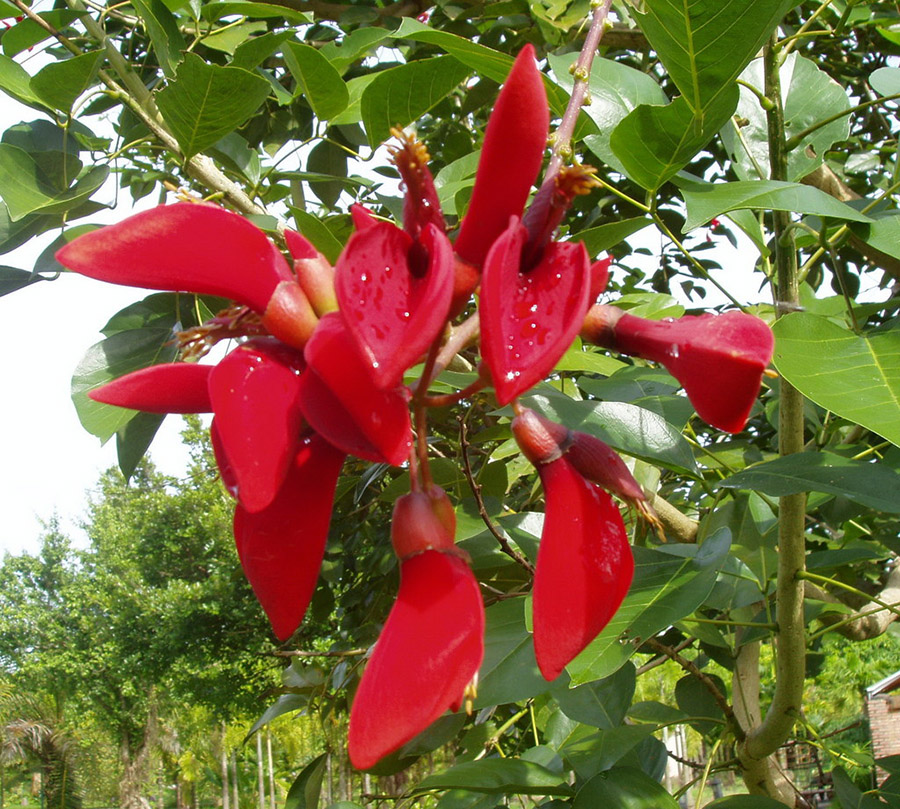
[565,431,646,504]
[210,419,238,499]
[56,203,293,313]
[350,203,379,231]
[336,221,454,390]
[589,256,612,302]
[454,45,549,268]
[348,551,484,769]
[510,406,571,465]
[480,220,591,405]
[88,363,213,413]
[208,338,306,513]
[533,458,633,681]
[300,313,412,465]
[234,434,345,640]
[612,311,775,433]
[285,228,318,260]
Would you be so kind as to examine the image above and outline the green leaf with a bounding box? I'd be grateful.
[555,341,626,375]
[201,1,310,22]
[627,701,689,725]
[71,327,178,442]
[573,217,653,258]
[610,89,739,190]
[130,0,184,77]
[567,529,730,684]
[0,53,46,109]
[832,767,885,809]
[30,52,103,112]
[705,797,792,809]
[772,313,900,447]
[0,144,109,221]
[0,265,44,296]
[247,693,307,736]
[552,664,635,729]
[851,213,900,263]
[870,66,900,97]
[723,53,851,182]
[474,597,554,708]
[283,41,349,121]
[636,0,797,114]
[681,179,872,231]
[361,55,471,148]
[573,766,679,809]
[674,673,726,737]
[201,21,267,55]
[116,411,165,480]
[231,30,293,70]
[563,725,658,780]
[307,139,347,209]
[2,10,84,57]
[156,53,271,159]
[285,753,327,809]
[289,208,346,264]
[415,759,572,797]
[549,53,666,177]
[521,392,697,475]
[719,452,900,514]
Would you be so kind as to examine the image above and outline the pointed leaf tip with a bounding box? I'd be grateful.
[348,551,484,769]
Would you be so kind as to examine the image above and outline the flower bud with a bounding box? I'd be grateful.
[391,486,457,560]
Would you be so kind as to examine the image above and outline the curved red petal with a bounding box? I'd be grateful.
[480,221,591,405]
[234,434,345,640]
[56,204,293,312]
[533,458,633,681]
[613,311,775,433]
[300,313,412,465]
[336,221,453,390]
[210,419,238,499]
[454,45,549,268]
[209,338,306,513]
[88,363,213,413]
[348,551,484,769]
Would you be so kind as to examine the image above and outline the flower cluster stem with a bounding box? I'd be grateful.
[543,0,614,184]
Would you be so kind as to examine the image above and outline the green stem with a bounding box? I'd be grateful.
[742,36,807,767]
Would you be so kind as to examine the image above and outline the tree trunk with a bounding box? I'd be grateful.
[231,752,239,809]
[118,704,158,809]
[266,732,275,809]
[220,732,229,809]
[256,734,265,809]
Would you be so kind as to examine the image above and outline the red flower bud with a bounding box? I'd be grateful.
[56,204,318,350]
[348,550,484,769]
[510,406,571,465]
[391,486,456,560]
[87,363,213,413]
[565,431,646,505]
[589,255,612,303]
[583,306,774,433]
[335,221,454,390]
[285,229,338,316]
[208,338,306,513]
[299,313,412,466]
[233,434,345,640]
[454,45,549,268]
[532,458,633,681]
[480,219,591,405]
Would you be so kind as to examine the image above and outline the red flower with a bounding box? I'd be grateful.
[57,203,318,350]
[581,305,775,433]
[87,362,213,413]
[512,408,633,680]
[234,433,345,640]
[348,488,483,769]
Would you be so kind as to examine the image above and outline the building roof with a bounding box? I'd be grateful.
[866,669,900,698]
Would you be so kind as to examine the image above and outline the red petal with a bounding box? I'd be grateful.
[565,431,646,504]
[210,419,238,499]
[56,204,293,313]
[300,313,412,465]
[336,221,453,390]
[208,338,306,513]
[88,363,213,413]
[589,256,612,302]
[348,551,484,769]
[391,486,456,560]
[234,434,345,640]
[533,458,633,681]
[454,45,549,268]
[613,311,774,433]
[480,221,591,404]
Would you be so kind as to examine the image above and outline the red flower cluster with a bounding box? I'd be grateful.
[56,46,775,770]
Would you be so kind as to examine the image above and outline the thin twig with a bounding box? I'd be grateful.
[459,418,535,574]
